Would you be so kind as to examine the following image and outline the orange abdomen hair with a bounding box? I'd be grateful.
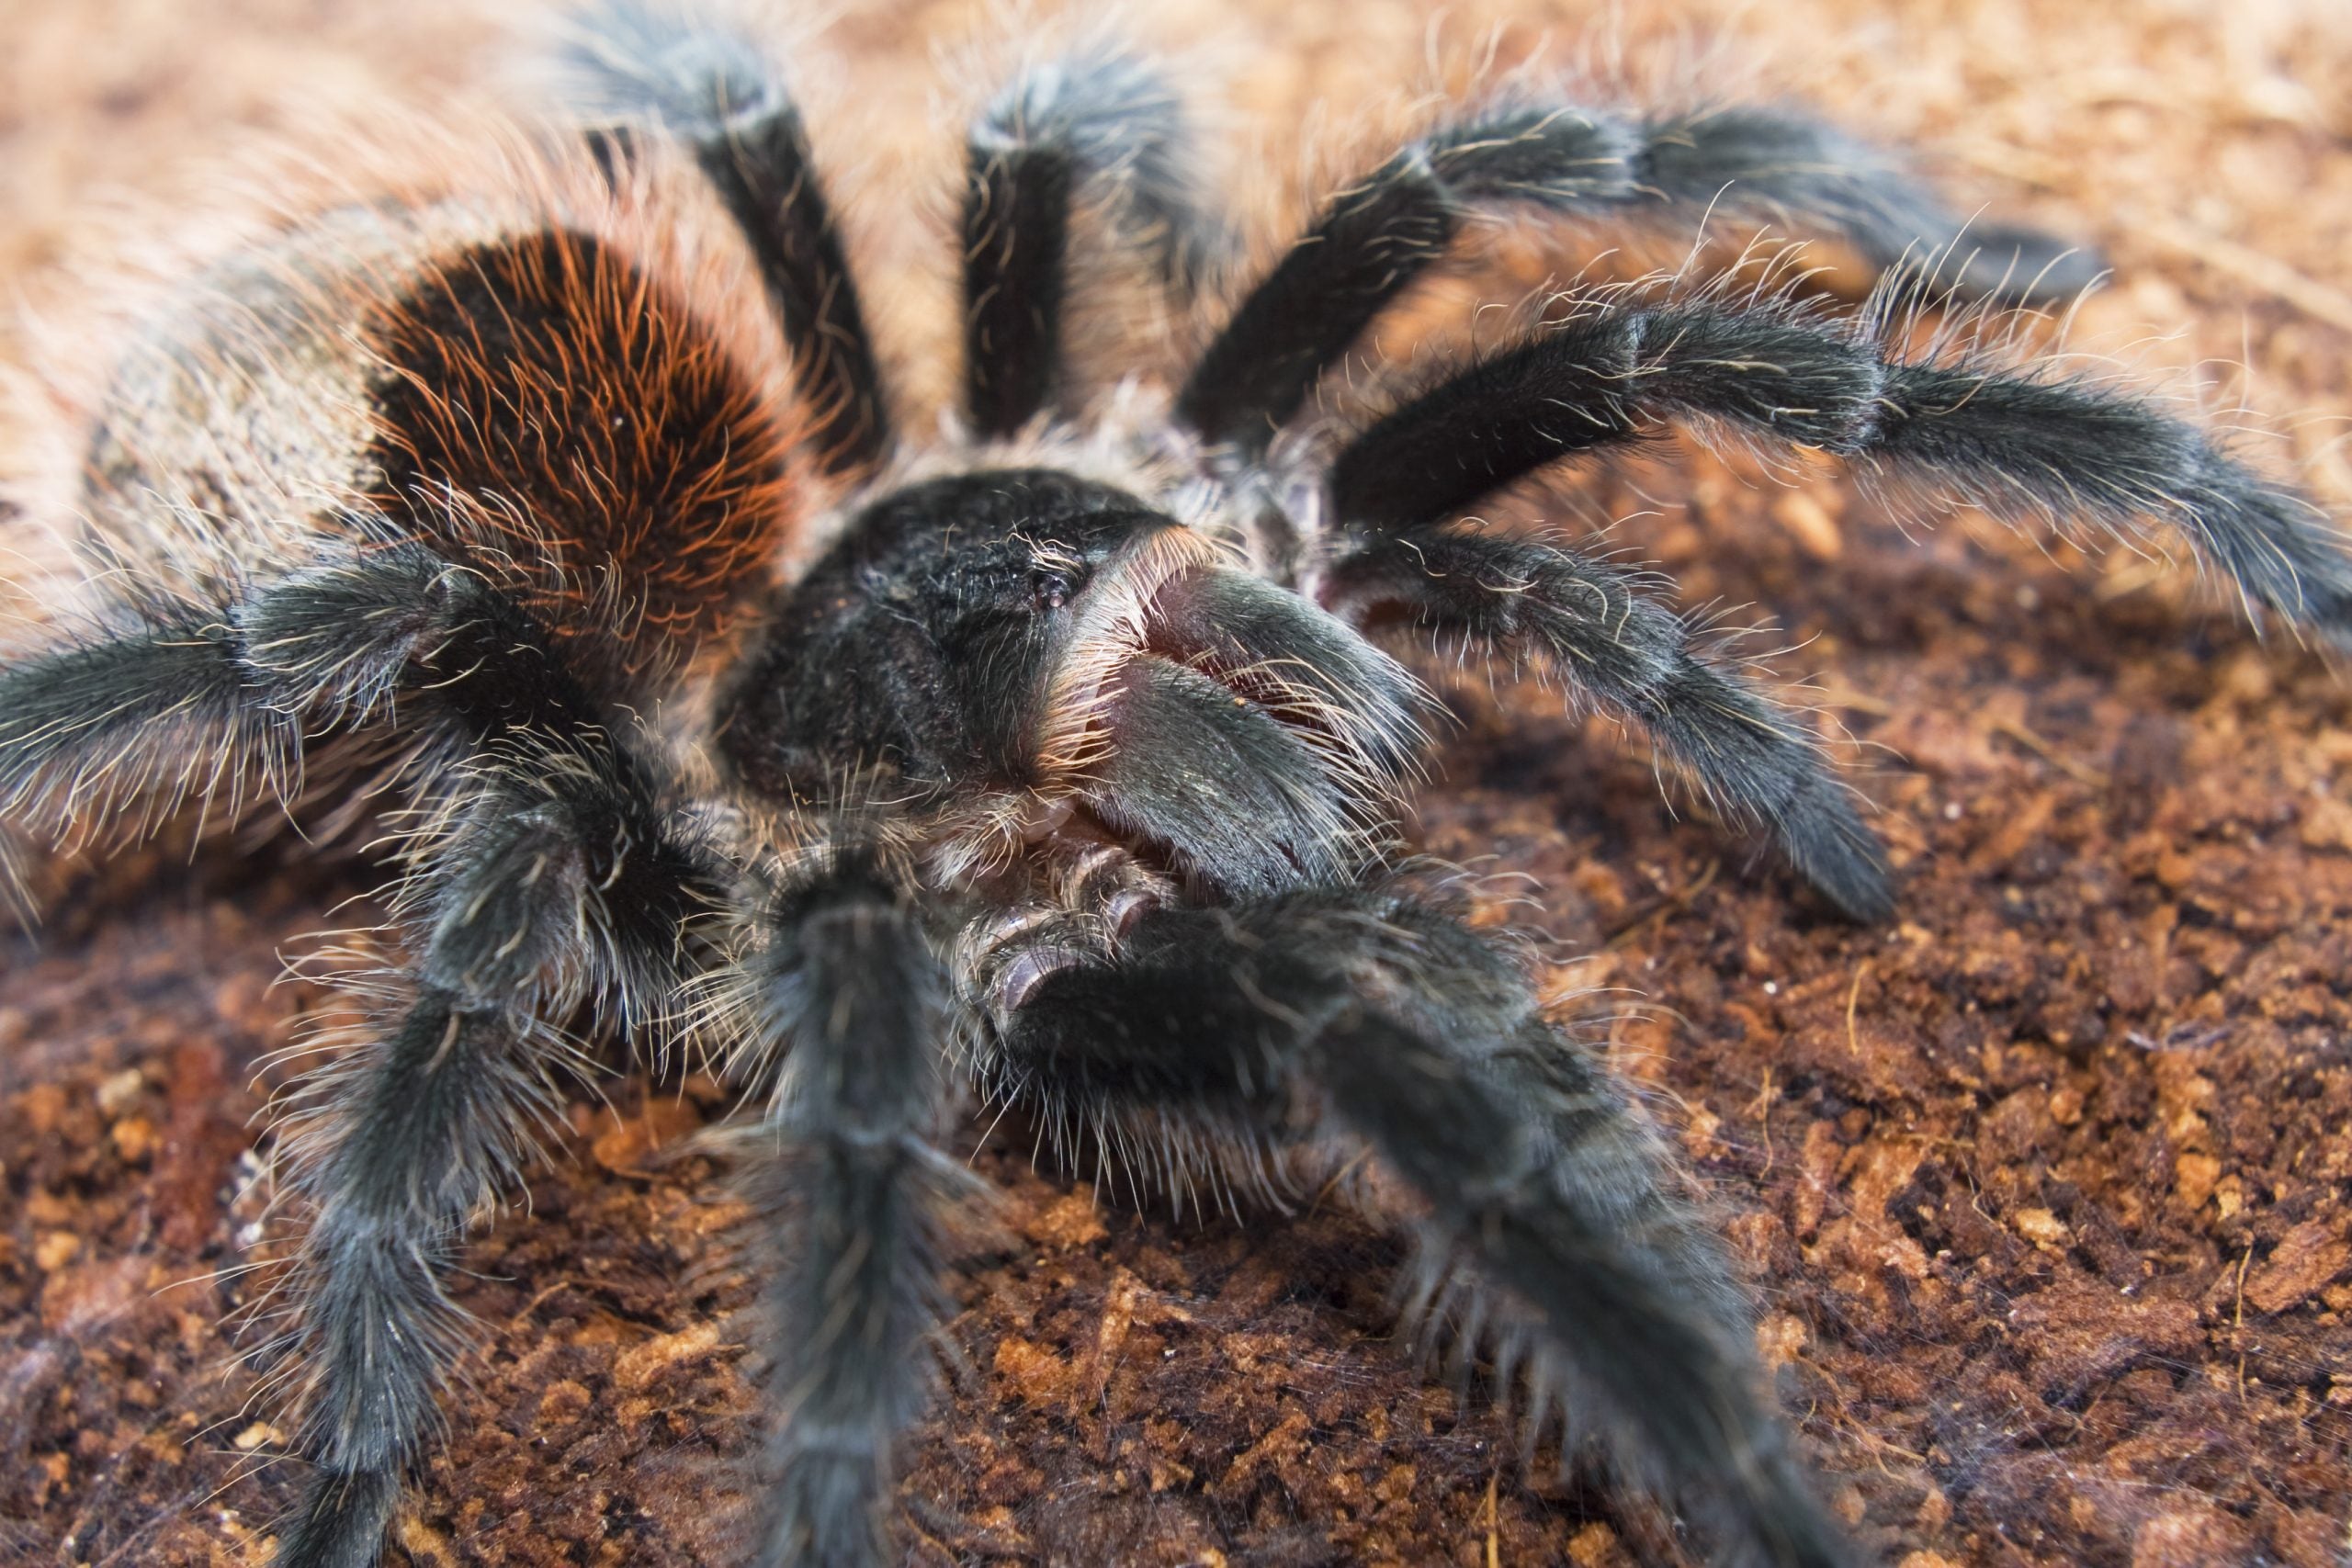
[362,226,797,694]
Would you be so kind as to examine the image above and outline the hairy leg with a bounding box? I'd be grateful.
[0,543,478,897]
[265,749,711,1565]
[0,610,294,895]
[1321,299,2352,645]
[265,992,570,1568]
[0,543,717,1564]
[1176,103,2091,454]
[714,843,967,1568]
[258,570,710,1566]
[972,886,1849,1568]
[0,543,698,884]
[1634,105,2097,300]
[563,0,891,472]
[1324,531,1889,919]
[962,42,1210,435]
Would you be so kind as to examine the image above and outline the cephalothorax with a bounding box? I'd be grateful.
[4,5,2346,1566]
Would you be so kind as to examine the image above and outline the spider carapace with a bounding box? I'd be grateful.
[3,5,2346,1565]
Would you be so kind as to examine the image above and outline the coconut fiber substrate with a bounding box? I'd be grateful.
[3,1,2349,1564]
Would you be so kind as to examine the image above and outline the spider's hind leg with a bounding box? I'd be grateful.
[0,604,294,912]
[0,542,502,911]
[244,558,718,1568]
[978,887,1851,1568]
[0,545,728,1568]
[270,752,711,1566]
[962,42,1216,437]
[562,0,890,473]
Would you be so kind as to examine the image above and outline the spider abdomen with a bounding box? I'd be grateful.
[71,164,805,705]
[363,225,797,692]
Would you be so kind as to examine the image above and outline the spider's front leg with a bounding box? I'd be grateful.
[1323,524,1893,919]
[1176,99,2097,459]
[970,885,1850,1568]
[716,841,971,1568]
[1300,296,2352,917]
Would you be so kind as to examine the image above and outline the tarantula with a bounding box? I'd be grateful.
[3,4,2346,1565]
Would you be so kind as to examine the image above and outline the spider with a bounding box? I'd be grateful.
[2,4,2346,1566]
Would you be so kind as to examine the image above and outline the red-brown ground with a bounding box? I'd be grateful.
[4,3,2349,1565]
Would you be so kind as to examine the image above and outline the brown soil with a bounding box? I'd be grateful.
[4,3,2350,1566]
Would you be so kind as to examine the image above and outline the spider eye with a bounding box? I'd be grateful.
[1030,570,1073,613]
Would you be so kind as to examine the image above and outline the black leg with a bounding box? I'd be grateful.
[1634,105,2098,302]
[0,543,707,874]
[963,44,1208,436]
[1322,300,2352,647]
[266,990,570,1568]
[268,838,706,1558]
[0,544,498,900]
[976,887,1850,1568]
[0,546,718,1566]
[1325,530,1891,919]
[271,808,703,1563]
[268,592,707,1568]
[262,645,713,1566]
[1175,103,2093,454]
[0,614,292,893]
[963,124,1073,439]
[563,0,891,473]
[718,844,966,1568]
